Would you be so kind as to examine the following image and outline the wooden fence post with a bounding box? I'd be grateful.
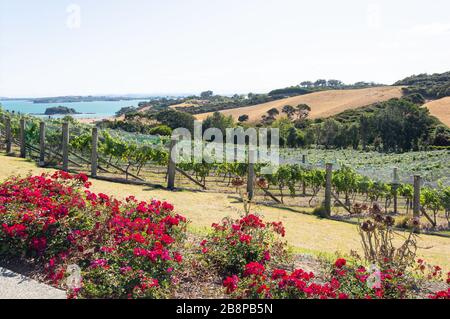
[19,118,26,158]
[324,163,332,217]
[302,154,307,195]
[5,117,12,154]
[0,114,3,150]
[392,167,399,214]
[39,121,46,166]
[167,136,177,190]
[247,149,255,200]
[62,122,69,171]
[91,127,98,177]
[413,175,421,218]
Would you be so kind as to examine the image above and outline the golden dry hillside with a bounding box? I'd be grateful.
[195,86,404,122]
[424,97,450,127]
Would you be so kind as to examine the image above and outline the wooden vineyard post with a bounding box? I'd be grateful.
[5,117,12,154]
[167,136,177,190]
[0,114,3,150]
[302,154,307,195]
[39,121,46,166]
[247,149,255,200]
[19,118,26,158]
[392,167,399,214]
[91,127,98,177]
[324,163,332,218]
[413,175,421,218]
[62,122,69,171]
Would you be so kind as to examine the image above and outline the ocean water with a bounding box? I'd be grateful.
[0,99,148,119]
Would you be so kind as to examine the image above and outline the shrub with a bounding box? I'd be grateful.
[149,125,173,136]
[200,214,287,276]
[0,172,187,299]
[429,289,450,299]
[224,258,415,299]
[327,259,411,299]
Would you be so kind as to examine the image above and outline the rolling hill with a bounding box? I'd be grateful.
[195,86,404,122]
[424,97,450,127]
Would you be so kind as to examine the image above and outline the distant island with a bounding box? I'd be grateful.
[45,106,80,115]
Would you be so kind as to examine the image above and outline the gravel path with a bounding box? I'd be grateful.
[0,267,66,299]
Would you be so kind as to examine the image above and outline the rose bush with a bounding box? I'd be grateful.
[0,172,187,299]
[200,214,287,276]
[223,258,419,299]
[223,262,338,299]
[429,288,450,299]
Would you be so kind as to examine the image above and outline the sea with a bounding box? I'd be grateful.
[0,99,148,119]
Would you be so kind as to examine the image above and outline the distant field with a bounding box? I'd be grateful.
[424,97,450,127]
[169,100,207,109]
[195,86,404,122]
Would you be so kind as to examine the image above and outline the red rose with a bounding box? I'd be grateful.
[334,258,347,269]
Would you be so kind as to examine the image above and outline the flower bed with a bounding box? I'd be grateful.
[223,258,448,299]
[0,172,448,299]
[0,172,187,298]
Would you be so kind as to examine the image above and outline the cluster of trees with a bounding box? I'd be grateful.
[257,104,311,126]
[101,110,184,136]
[297,79,380,88]
[115,98,183,117]
[395,71,450,99]
[269,79,383,97]
[177,92,278,115]
[233,97,449,151]
[99,119,172,137]
[305,98,450,151]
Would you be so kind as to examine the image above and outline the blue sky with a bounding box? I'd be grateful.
[0,0,449,97]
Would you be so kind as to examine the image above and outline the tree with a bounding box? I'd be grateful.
[374,99,433,152]
[300,81,313,88]
[347,124,360,150]
[403,93,425,105]
[238,114,249,123]
[286,127,305,147]
[200,90,214,99]
[295,104,311,121]
[320,119,341,148]
[267,108,280,117]
[359,114,372,150]
[271,117,294,145]
[282,105,296,119]
[149,125,172,136]
[327,79,343,87]
[155,110,195,133]
[203,112,235,136]
[116,106,137,117]
[314,79,327,87]
[262,108,280,124]
[432,125,450,146]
